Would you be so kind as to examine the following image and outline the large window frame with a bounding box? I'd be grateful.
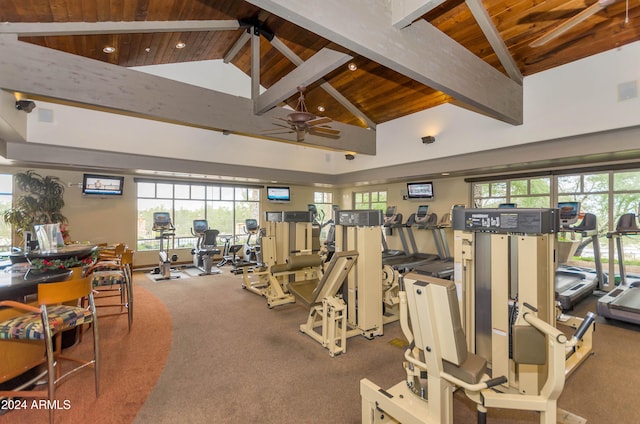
[136,179,261,252]
[353,190,387,211]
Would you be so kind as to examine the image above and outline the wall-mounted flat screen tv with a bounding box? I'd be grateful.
[266,186,291,202]
[82,174,124,196]
[407,181,434,199]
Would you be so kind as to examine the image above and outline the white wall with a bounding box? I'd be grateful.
[17,41,640,176]
[351,41,640,172]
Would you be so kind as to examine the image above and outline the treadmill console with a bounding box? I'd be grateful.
[558,201,581,229]
[193,219,208,234]
[153,212,174,231]
[413,205,431,227]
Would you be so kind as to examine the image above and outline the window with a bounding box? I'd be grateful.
[354,190,387,211]
[557,173,609,264]
[313,191,334,224]
[0,174,12,250]
[136,180,260,251]
[473,177,551,208]
[612,171,640,267]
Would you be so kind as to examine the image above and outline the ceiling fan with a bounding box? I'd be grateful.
[529,0,620,47]
[264,86,341,142]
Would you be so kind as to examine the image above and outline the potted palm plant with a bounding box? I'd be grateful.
[2,170,68,252]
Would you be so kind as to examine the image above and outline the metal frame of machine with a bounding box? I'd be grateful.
[360,272,593,424]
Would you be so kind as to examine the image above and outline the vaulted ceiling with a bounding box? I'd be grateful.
[1,0,639,151]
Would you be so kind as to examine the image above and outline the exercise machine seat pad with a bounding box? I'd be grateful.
[288,279,321,307]
[270,255,322,274]
[443,352,487,385]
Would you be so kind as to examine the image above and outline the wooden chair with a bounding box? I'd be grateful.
[0,276,100,424]
[84,248,134,331]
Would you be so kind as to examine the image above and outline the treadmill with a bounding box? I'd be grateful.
[412,205,461,279]
[597,208,640,324]
[384,205,440,272]
[381,206,408,262]
[555,202,606,310]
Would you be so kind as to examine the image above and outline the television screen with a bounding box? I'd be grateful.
[266,186,290,202]
[82,174,124,196]
[407,182,434,199]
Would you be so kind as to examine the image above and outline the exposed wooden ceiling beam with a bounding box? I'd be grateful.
[223,31,251,63]
[269,36,377,129]
[246,0,523,125]
[0,20,241,36]
[0,35,375,155]
[255,48,352,114]
[465,0,522,84]
[391,0,447,29]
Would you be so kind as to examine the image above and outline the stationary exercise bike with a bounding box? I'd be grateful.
[151,212,180,280]
[190,219,222,276]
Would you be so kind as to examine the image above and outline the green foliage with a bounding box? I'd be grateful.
[2,170,68,240]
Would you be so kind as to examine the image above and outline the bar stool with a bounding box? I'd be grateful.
[0,276,100,424]
[85,248,134,331]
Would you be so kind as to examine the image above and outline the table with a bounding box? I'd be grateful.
[0,268,74,301]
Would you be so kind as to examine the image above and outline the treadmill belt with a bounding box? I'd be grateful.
[555,271,586,293]
[611,287,640,313]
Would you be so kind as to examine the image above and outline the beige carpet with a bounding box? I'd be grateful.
[0,284,172,424]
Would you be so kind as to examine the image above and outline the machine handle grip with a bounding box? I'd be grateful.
[484,376,507,388]
[573,311,596,341]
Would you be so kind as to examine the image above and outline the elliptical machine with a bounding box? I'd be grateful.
[190,219,222,276]
[242,219,260,265]
[151,212,180,280]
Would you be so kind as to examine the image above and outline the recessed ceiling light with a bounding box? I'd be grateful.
[175,42,186,49]
[145,47,151,53]
[103,46,116,53]
[348,62,357,71]
[317,105,325,112]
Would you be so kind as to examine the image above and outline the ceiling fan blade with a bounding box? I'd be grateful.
[529,0,617,47]
[307,116,332,126]
[262,127,294,134]
[310,126,341,135]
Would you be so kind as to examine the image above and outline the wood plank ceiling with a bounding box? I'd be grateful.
[2,0,639,129]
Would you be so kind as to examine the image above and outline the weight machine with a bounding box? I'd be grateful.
[361,207,596,424]
[452,208,595,382]
[361,272,594,424]
[151,212,180,281]
[241,211,314,306]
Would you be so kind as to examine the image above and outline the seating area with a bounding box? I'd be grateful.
[0,243,134,422]
[0,276,100,424]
